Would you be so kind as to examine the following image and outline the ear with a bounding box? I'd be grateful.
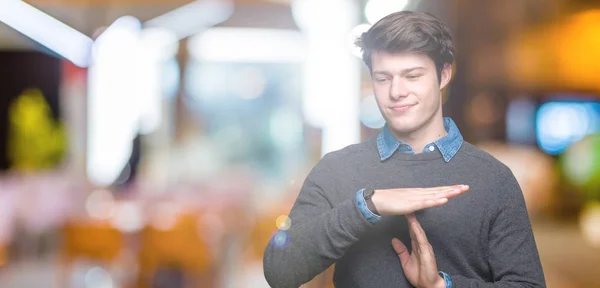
[439,63,452,90]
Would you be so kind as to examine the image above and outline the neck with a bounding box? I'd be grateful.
[390,112,447,153]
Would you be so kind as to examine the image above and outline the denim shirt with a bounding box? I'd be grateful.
[355,117,463,288]
[376,117,464,163]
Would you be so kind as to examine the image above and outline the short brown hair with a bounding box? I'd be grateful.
[355,11,455,82]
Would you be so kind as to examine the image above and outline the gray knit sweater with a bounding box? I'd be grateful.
[263,137,546,288]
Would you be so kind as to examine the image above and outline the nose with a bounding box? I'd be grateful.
[389,76,408,100]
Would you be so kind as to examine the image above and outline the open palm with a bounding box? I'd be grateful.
[392,214,445,288]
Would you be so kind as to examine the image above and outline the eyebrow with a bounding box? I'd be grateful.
[372,67,426,76]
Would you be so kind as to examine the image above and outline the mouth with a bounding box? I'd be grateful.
[389,103,416,113]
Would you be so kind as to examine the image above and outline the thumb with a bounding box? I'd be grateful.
[392,238,410,266]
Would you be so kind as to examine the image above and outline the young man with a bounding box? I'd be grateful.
[263,11,546,288]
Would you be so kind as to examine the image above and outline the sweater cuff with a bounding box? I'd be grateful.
[356,189,382,224]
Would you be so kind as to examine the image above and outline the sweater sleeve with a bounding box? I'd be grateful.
[451,169,546,287]
[263,155,376,288]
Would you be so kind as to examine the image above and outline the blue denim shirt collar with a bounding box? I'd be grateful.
[377,117,463,162]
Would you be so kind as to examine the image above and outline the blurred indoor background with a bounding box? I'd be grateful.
[0,0,599,287]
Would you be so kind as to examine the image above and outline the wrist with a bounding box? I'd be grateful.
[433,276,446,288]
[371,189,386,215]
[436,271,452,288]
[363,188,380,215]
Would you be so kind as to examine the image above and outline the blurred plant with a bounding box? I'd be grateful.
[560,133,600,202]
[7,88,67,172]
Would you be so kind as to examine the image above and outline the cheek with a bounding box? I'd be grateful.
[373,85,387,98]
[407,80,428,93]
[373,94,387,112]
[410,81,439,105]
[373,86,389,104]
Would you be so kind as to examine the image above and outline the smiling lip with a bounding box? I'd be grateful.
[389,104,416,112]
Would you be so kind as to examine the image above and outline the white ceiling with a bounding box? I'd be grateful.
[0,2,297,50]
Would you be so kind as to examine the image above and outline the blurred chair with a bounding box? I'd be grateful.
[0,243,6,268]
[60,220,124,287]
[61,220,124,262]
[136,213,214,288]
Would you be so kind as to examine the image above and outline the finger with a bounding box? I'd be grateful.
[397,186,454,196]
[425,185,469,200]
[406,213,420,254]
[411,237,419,258]
[413,185,469,199]
[409,197,449,211]
[435,186,469,199]
[391,238,411,266]
[406,185,470,212]
[407,214,432,254]
[416,187,464,200]
[408,215,441,274]
[414,185,459,194]
[423,184,468,192]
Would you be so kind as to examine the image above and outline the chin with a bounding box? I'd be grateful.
[386,118,421,135]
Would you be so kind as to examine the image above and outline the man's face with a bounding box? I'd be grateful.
[371,51,451,136]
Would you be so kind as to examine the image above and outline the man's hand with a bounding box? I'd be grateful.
[372,185,468,215]
[392,213,446,288]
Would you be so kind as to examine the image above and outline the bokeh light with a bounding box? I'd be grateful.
[151,202,181,231]
[85,189,115,220]
[365,0,410,25]
[579,202,600,248]
[109,201,144,233]
[234,67,267,100]
[269,108,303,149]
[469,92,500,126]
[292,0,356,32]
[275,215,292,230]
[360,95,385,129]
[272,230,290,249]
[84,266,114,288]
[536,102,600,155]
[561,134,600,199]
